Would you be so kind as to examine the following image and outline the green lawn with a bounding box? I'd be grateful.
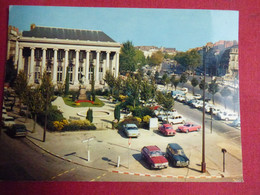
[62,96,104,107]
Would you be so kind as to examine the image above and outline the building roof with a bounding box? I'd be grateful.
[22,26,116,43]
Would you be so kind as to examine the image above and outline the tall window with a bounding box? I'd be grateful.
[34,62,41,83]
[58,50,64,61]
[57,65,63,82]
[68,66,73,83]
[78,66,83,82]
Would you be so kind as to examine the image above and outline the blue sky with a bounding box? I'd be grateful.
[9,6,238,51]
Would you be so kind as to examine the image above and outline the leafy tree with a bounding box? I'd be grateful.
[134,49,146,68]
[119,41,136,73]
[124,76,140,108]
[104,71,116,95]
[149,51,164,66]
[13,70,28,112]
[191,78,199,95]
[27,87,45,133]
[154,71,160,81]
[220,86,231,109]
[87,109,93,123]
[161,73,168,86]
[5,57,17,86]
[173,79,180,91]
[208,79,219,104]
[114,105,121,121]
[199,80,208,98]
[114,76,123,99]
[156,91,174,123]
[180,73,188,87]
[140,80,153,103]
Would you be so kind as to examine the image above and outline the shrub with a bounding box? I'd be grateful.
[63,119,96,131]
[114,105,121,121]
[86,109,93,123]
[143,115,151,123]
[132,106,154,118]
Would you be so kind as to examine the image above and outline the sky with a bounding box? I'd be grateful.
[9,6,238,51]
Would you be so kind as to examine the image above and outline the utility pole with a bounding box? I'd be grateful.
[201,46,208,173]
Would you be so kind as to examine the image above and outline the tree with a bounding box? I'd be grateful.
[87,109,93,123]
[13,70,28,112]
[154,71,160,81]
[134,49,146,69]
[140,80,153,103]
[180,73,188,87]
[27,87,44,133]
[191,78,199,95]
[5,57,17,86]
[149,51,164,66]
[220,86,232,109]
[104,71,116,95]
[114,105,121,121]
[208,79,219,104]
[39,71,54,141]
[156,91,174,123]
[161,73,168,87]
[119,41,136,73]
[173,79,180,91]
[124,76,140,108]
[199,80,208,98]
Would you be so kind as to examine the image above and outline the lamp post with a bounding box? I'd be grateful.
[201,46,208,173]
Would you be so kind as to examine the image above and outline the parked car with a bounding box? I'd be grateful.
[141,145,168,169]
[157,110,178,121]
[217,111,238,121]
[194,94,202,99]
[2,116,15,128]
[181,87,188,94]
[176,95,186,102]
[123,123,140,137]
[164,115,185,125]
[165,143,189,167]
[192,100,203,109]
[177,122,201,133]
[230,118,241,127]
[9,124,27,137]
[171,90,185,99]
[158,124,176,136]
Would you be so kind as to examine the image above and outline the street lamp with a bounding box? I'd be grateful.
[201,46,209,173]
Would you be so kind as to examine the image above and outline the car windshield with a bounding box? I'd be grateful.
[184,124,191,127]
[127,126,137,130]
[150,150,163,157]
[174,149,184,155]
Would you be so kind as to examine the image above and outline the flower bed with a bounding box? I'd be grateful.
[75,100,94,104]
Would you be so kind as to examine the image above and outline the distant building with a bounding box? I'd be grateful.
[136,46,176,58]
[7,24,121,88]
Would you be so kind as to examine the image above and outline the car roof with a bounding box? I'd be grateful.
[125,124,137,127]
[168,143,183,150]
[146,145,161,151]
[163,124,172,127]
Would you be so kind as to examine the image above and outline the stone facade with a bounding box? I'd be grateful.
[8,24,121,89]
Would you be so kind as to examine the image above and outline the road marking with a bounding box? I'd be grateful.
[51,167,76,180]
[90,172,107,182]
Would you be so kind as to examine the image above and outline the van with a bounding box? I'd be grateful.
[164,115,185,124]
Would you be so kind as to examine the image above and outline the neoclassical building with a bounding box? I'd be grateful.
[8,24,121,88]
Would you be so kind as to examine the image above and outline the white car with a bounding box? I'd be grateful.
[157,111,179,121]
[2,116,15,128]
[181,87,188,94]
[176,95,186,102]
[194,94,202,99]
[164,115,185,125]
[192,100,203,108]
[217,111,238,121]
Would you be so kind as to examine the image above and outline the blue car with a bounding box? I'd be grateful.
[123,123,140,138]
[166,143,189,167]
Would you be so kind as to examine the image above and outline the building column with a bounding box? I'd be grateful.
[63,49,69,82]
[95,50,100,84]
[115,52,120,78]
[29,47,35,84]
[74,49,79,85]
[41,48,47,75]
[85,50,90,84]
[18,46,23,72]
[105,51,110,76]
[53,48,58,84]
[14,40,19,67]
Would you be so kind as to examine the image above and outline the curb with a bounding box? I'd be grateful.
[26,137,223,180]
[111,170,223,179]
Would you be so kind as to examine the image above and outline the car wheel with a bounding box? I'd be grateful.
[197,128,201,131]
[225,118,229,121]
[186,130,189,133]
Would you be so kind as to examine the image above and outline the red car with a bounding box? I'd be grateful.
[178,122,201,133]
[159,124,176,136]
[141,145,168,169]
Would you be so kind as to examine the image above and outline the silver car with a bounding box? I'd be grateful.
[123,124,140,138]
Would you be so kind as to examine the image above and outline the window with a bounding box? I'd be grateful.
[78,66,84,82]
[34,64,41,84]
[57,66,63,82]
[68,66,73,83]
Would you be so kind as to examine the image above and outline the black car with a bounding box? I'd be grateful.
[165,143,189,167]
[9,124,27,137]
